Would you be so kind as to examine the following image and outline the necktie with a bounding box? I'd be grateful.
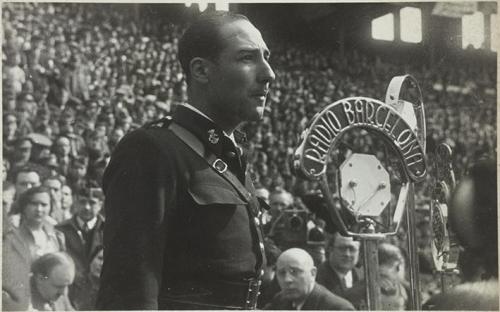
[82,222,90,233]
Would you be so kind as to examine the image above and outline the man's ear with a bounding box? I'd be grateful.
[311,266,317,279]
[189,57,212,84]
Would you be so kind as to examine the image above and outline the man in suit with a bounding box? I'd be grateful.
[316,232,363,299]
[265,248,354,310]
[56,187,104,309]
[96,11,275,310]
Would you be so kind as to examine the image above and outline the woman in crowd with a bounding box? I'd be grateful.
[2,186,66,311]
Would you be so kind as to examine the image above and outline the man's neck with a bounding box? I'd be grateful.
[331,264,350,279]
[186,92,239,134]
[292,283,315,309]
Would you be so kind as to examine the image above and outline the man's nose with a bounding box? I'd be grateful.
[283,272,294,283]
[258,59,276,85]
[345,248,356,257]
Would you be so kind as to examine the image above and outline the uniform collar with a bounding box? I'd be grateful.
[173,105,246,158]
[180,103,237,144]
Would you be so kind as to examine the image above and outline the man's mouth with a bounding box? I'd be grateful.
[251,90,269,98]
[283,287,297,294]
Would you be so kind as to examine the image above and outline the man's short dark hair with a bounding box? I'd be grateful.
[178,10,249,84]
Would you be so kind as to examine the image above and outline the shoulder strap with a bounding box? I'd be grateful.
[168,122,251,202]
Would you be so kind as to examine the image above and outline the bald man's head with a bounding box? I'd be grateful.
[276,248,316,303]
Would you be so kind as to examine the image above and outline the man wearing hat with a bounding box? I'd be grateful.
[97,11,275,310]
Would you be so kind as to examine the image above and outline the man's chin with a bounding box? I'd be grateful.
[282,289,301,300]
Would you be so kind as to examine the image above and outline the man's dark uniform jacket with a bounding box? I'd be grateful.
[316,261,363,300]
[265,283,355,310]
[96,106,266,310]
[56,215,104,309]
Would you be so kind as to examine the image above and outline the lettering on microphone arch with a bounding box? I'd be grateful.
[302,98,426,181]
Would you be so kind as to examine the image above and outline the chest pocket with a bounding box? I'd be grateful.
[188,183,247,206]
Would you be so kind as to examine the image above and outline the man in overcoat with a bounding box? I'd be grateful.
[96,11,275,310]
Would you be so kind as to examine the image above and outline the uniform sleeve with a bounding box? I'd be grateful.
[96,130,176,310]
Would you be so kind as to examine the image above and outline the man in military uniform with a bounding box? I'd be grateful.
[96,11,275,310]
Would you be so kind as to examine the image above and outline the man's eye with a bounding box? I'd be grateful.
[241,54,254,61]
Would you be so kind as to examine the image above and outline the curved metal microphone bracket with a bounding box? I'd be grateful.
[293,76,427,238]
[292,76,427,310]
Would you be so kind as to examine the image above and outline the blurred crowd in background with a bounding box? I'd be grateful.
[2,2,496,311]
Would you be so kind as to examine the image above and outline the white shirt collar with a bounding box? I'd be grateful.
[76,216,97,231]
[333,269,353,289]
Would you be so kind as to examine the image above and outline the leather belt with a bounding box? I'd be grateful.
[161,278,262,310]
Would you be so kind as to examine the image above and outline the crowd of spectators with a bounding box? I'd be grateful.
[2,2,496,310]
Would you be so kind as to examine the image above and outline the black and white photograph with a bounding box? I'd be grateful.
[1,1,498,310]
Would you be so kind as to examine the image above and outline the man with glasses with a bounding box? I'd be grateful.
[316,232,362,300]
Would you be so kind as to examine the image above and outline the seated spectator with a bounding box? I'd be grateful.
[56,186,104,309]
[10,137,34,171]
[61,184,74,217]
[344,242,409,310]
[13,164,42,197]
[3,112,18,156]
[52,135,74,176]
[43,175,69,224]
[306,218,327,266]
[316,232,363,299]
[265,248,354,310]
[264,189,294,234]
[30,252,75,311]
[67,156,89,194]
[9,164,43,226]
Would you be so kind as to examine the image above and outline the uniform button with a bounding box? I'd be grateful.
[260,269,265,277]
[259,242,265,250]
[254,217,260,225]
